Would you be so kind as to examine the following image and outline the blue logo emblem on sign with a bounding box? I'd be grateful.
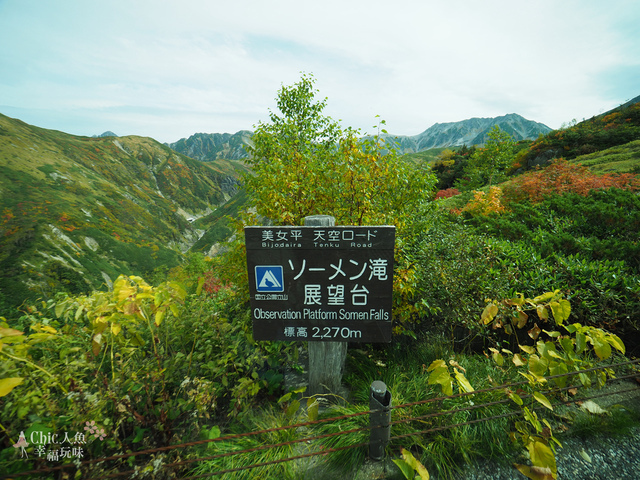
[255,266,284,292]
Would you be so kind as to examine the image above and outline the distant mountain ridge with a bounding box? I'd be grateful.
[169,113,550,161]
[382,113,552,154]
[0,113,245,307]
[168,131,252,162]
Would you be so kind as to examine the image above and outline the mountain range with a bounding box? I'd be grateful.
[380,113,551,153]
[166,113,551,162]
[0,113,245,308]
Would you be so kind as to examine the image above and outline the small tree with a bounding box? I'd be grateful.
[244,73,435,228]
[456,125,515,189]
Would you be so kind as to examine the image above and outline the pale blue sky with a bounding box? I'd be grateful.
[1,0,638,143]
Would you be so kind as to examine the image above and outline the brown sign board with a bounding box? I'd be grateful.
[245,226,395,342]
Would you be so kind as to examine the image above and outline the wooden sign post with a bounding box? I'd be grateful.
[304,215,347,397]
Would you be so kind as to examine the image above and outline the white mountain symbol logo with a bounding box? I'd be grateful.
[259,270,282,289]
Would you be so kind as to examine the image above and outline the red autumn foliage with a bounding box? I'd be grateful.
[503,159,640,203]
[434,188,461,200]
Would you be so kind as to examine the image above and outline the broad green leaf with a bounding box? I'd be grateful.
[528,355,549,377]
[549,361,568,388]
[559,337,574,355]
[578,372,591,387]
[55,301,66,319]
[285,399,300,418]
[533,391,553,411]
[489,348,504,366]
[392,459,415,480]
[593,338,611,360]
[307,398,319,421]
[575,332,587,354]
[278,392,293,404]
[507,390,523,405]
[0,377,24,397]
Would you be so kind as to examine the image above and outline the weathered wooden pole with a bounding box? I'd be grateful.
[305,215,348,397]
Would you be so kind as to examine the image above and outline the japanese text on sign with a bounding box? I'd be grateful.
[245,226,395,343]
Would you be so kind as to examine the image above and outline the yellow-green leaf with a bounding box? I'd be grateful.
[481,303,499,325]
[285,399,300,418]
[454,370,474,393]
[516,310,529,328]
[111,322,122,336]
[401,448,430,480]
[196,276,206,296]
[606,334,625,354]
[514,464,555,480]
[537,305,549,320]
[593,338,611,360]
[0,327,23,338]
[155,309,165,326]
[533,391,553,411]
[428,366,453,396]
[307,398,319,421]
[550,299,571,325]
[528,355,549,377]
[92,333,102,356]
[426,359,446,372]
[0,377,24,397]
[512,353,527,366]
[519,344,535,354]
[489,348,504,366]
[527,440,556,473]
[507,390,523,405]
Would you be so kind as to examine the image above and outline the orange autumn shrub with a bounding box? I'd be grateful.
[462,186,506,216]
[503,159,640,203]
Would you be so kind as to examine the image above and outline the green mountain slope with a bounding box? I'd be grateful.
[0,113,245,309]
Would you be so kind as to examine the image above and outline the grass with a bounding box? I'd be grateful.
[570,139,640,174]
[568,405,640,438]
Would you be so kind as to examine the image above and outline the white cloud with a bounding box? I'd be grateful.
[1,0,638,142]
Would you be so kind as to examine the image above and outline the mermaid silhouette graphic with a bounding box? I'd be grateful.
[13,431,29,458]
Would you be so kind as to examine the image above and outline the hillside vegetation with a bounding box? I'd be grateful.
[1,87,640,480]
[0,114,245,311]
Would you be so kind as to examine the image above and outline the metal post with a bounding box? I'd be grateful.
[305,215,348,397]
[369,380,391,460]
